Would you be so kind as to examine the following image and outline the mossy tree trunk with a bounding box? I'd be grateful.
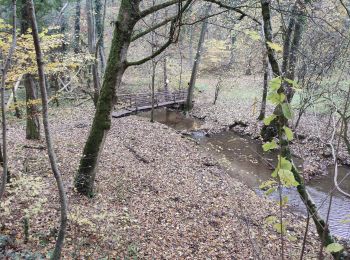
[74,0,192,196]
[21,0,40,140]
[261,1,347,258]
[74,0,138,196]
[24,74,41,140]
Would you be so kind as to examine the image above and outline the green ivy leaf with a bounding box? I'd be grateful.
[283,126,294,141]
[325,243,344,253]
[263,141,278,152]
[269,77,282,91]
[263,114,277,126]
[281,103,293,119]
[268,92,286,105]
[278,169,299,187]
[279,156,292,171]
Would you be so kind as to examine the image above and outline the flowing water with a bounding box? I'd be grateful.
[140,109,350,239]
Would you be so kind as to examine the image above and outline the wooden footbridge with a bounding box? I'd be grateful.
[112,90,188,118]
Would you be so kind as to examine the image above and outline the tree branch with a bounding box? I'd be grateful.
[132,15,176,42]
[138,0,187,19]
[204,0,261,25]
[127,22,176,66]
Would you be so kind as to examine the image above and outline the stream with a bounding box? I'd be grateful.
[140,108,350,239]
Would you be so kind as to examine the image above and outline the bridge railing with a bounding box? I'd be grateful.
[117,90,188,109]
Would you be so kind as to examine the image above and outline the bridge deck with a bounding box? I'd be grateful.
[112,90,187,118]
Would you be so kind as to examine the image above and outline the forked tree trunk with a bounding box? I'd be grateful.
[186,4,211,110]
[24,74,41,140]
[27,0,68,258]
[74,0,137,196]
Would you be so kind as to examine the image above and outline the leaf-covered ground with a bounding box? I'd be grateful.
[1,104,330,258]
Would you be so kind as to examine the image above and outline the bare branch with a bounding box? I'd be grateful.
[204,0,261,25]
[138,0,187,19]
[132,15,176,42]
[127,22,176,66]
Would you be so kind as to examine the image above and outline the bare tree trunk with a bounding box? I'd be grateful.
[188,7,194,67]
[228,35,236,66]
[0,0,16,201]
[27,0,68,258]
[11,86,21,118]
[74,0,81,53]
[258,52,268,120]
[87,0,100,106]
[24,74,41,140]
[186,4,211,110]
[163,57,169,95]
[151,62,156,123]
[95,0,105,71]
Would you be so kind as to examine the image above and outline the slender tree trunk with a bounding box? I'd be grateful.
[11,86,21,118]
[258,52,268,120]
[163,57,169,96]
[260,1,347,258]
[285,13,304,102]
[151,62,156,123]
[27,0,68,258]
[95,0,105,71]
[74,0,137,196]
[228,35,236,66]
[186,4,211,110]
[24,74,41,140]
[87,0,100,106]
[0,0,16,200]
[74,0,81,53]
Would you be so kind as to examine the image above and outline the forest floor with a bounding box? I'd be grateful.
[191,75,350,180]
[1,103,330,258]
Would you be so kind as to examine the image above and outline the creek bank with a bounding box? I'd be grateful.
[1,104,328,258]
[140,108,350,240]
[191,98,350,181]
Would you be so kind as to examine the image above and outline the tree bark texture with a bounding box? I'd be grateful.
[186,4,211,110]
[74,0,138,196]
[74,0,81,53]
[24,74,41,140]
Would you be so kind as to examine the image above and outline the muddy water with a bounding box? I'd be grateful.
[140,109,350,239]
